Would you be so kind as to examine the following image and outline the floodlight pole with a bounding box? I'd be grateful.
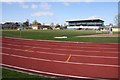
[19,22,22,38]
[20,29,21,38]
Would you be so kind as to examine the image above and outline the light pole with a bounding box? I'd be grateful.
[19,22,22,38]
[20,28,22,38]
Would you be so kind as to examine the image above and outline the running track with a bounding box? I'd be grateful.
[1,37,120,80]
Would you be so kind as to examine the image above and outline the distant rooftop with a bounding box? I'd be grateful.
[66,19,104,22]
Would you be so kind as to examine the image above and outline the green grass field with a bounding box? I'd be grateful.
[2,68,65,80]
[2,30,120,43]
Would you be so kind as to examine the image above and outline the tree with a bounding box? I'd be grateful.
[32,20,41,25]
[50,22,54,27]
[50,22,55,29]
[23,19,29,28]
[55,24,61,28]
[114,14,120,27]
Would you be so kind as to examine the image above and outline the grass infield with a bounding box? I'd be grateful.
[2,68,65,80]
[2,30,120,43]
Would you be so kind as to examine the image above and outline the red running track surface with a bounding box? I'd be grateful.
[1,37,119,79]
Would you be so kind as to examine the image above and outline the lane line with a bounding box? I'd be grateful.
[2,43,119,53]
[2,53,119,67]
[66,54,72,62]
[3,37,119,45]
[2,41,118,50]
[2,47,118,59]
[11,54,29,59]
[25,47,35,51]
[72,54,118,59]
[1,64,109,80]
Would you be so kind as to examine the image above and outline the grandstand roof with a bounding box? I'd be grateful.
[66,19,104,22]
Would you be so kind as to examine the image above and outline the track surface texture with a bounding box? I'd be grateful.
[1,37,120,80]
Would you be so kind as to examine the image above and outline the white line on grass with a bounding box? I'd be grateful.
[4,37,119,45]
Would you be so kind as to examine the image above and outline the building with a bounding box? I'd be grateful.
[112,26,120,32]
[2,22,20,29]
[32,24,40,30]
[66,19,104,30]
[40,25,52,30]
[32,24,52,30]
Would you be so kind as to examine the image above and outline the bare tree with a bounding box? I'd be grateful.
[23,19,30,29]
[50,22,55,29]
[32,20,41,25]
[56,24,61,28]
[114,14,120,27]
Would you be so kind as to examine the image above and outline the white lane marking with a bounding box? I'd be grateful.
[2,43,118,53]
[2,47,118,59]
[36,51,65,56]
[1,53,9,55]
[4,37,119,45]
[2,46,65,56]
[11,54,29,59]
[2,53,119,67]
[73,54,118,59]
[1,64,109,80]
[3,40,118,50]
[3,40,117,50]
[2,47,11,49]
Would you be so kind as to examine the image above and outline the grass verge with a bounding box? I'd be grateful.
[2,30,120,43]
[2,68,65,80]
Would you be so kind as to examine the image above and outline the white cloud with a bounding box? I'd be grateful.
[19,3,29,8]
[61,0,96,6]
[40,3,51,10]
[88,16,104,20]
[19,3,51,9]
[31,4,38,9]
[1,0,28,2]
[1,0,118,2]
[63,2,70,6]
[19,3,38,9]
[62,2,80,6]
[21,5,29,8]
[84,0,95,2]
[4,2,13,5]
[31,11,54,17]
[2,0,30,8]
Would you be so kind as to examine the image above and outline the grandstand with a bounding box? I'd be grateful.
[66,19,104,30]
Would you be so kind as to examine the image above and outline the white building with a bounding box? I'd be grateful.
[66,19,104,30]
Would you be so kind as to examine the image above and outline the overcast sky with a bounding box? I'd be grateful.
[1,1,118,25]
